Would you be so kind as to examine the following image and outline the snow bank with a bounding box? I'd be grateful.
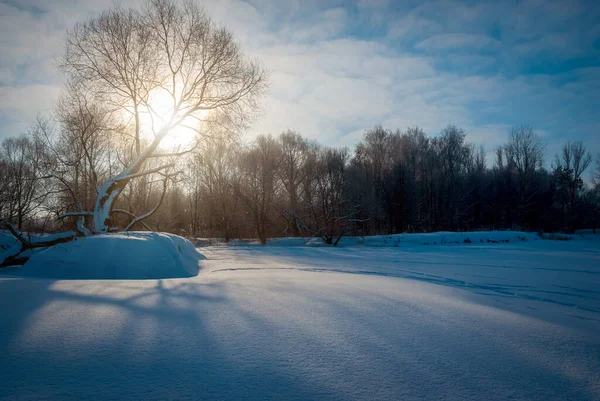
[5,232,203,279]
[336,231,541,247]
[194,231,561,248]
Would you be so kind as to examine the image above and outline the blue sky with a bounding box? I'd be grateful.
[1,0,599,172]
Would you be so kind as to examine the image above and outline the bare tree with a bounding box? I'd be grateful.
[4,0,263,228]
[553,141,592,231]
[352,125,394,230]
[33,84,115,226]
[237,135,281,244]
[0,158,11,218]
[187,134,240,239]
[503,125,544,229]
[1,0,265,259]
[277,130,310,236]
[436,125,475,230]
[310,147,354,245]
[0,134,49,230]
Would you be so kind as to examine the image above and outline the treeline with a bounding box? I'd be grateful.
[1,121,600,243]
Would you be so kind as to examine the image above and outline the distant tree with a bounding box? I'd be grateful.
[187,134,240,240]
[435,125,475,230]
[0,134,49,230]
[593,153,600,189]
[277,130,310,236]
[310,147,354,245]
[0,158,11,218]
[353,125,394,231]
[237,135,281,244]
[503,125,545,229]
[552,141,592,232]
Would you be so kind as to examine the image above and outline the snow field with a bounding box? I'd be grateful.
[0,232,599,400]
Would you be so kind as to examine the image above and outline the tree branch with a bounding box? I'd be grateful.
[117,163,174,181]
[124,179,168,231]
[57,211,94,219]
[1,218,78,254]
[111,209,152,231]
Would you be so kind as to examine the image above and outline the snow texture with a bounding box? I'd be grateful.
[2,232,202,279]
[1,232,599,400]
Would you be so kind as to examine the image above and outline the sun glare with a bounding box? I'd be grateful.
[138,89,206,150]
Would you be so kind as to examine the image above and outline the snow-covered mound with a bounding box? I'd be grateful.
[6,232,203,279]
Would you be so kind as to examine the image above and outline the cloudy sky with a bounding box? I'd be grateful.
[1,0,599,170]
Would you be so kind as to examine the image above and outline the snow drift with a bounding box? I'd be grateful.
[5,232,203,279]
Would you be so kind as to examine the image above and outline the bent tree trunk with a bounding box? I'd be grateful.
[92,127,171,233]
[0,128,173,266]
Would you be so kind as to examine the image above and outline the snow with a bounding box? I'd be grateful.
[2,232,202,279]
[1,233,599,400]
[192,230,583,247]
[272,230,543,246]
[0,230,20,264]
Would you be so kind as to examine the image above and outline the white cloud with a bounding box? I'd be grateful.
[0,84,62,136]
[386,15,442,40]
[415,34,501,51]
[357,0,390,9]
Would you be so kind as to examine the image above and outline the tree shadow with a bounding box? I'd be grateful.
[0,277,339,400]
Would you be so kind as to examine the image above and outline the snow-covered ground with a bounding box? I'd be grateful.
[1,233,599,400]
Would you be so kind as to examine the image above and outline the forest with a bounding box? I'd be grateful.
[2,119,599,244]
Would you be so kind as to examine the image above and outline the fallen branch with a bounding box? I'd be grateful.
[1,219,78,249]
[0,218,79,266]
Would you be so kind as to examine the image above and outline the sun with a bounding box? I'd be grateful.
[138,88,206,150]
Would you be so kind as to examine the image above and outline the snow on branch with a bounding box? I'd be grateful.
[0,218,78,252]
[57,211,94,219]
